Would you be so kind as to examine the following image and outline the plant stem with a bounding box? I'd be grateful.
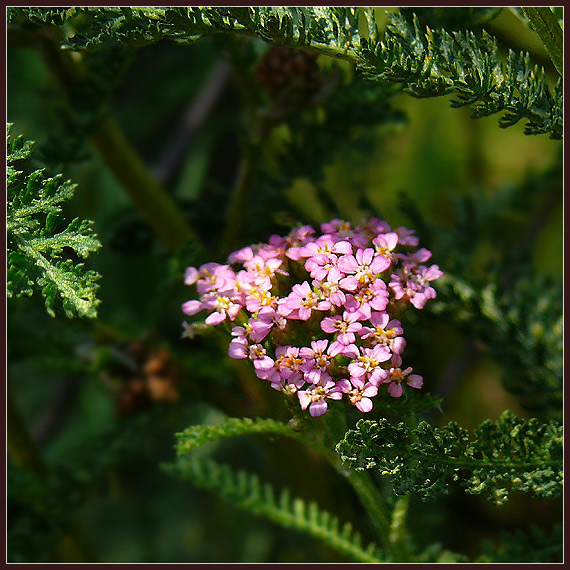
[8,26,201,253]
[314,408,395,557]
[389,495,410,560]
[522,7,563,78]
[90,118,199,252]
[221,141,257,254]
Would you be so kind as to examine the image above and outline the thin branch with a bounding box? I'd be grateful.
[153,59,232,188]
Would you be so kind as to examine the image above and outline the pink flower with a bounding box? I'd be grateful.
[300,339,344,384]
[321,219,368,247]
[348,345,391,385]
[389,264,443,309]
[284,225,317,260]
[313,280,346,307]
[265,345,307,389]
[372,232,399,267]
[298,378,347,417]
[230,318,272,345]
[394,226,419,246]
[277,346,306,382]
[279,281,331,320]
[398,248,432,267]
[344,280,389,319]
[244,255,287,284]
[338,248,391,291]
[342,377,379,413]
[245,285,278,313]
[248,343,275,378]
[299,234,352,258]
[201,292,243,325]
[305,253,344,283]
[185,263,236,294]
[321,311,363,347]
[359,312,406,355]
[256,306,287,331]
[228,246,254,264]
[356,217,392,242]
[384,366,423,397]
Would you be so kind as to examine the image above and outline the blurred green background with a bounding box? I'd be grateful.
[7,7,562,563]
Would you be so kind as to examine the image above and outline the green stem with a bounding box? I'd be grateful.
[221,141,257,255]
[341,468,393,548]
[389,495,410,560]
[8,26,201,253]
[314,408,394,557]
[90,118,199,252]
[522,7,563,78]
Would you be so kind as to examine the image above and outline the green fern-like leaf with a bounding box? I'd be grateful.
[6,124,101,318]
[166,457,383,563]
[175,416,304,456]
[8,7,562,138]
[171,417,383,562]
[358,12,562,138]
[431,273,562,420]
[336,410,562,505]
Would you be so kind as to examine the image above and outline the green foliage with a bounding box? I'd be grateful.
[167,458,383,563]
[477,523,563,563]
[175,416,302,456]
[432,274,562,420]
[336,411,562,505]
[358,12,562,138]
[170,417,381,563]
[400,157,562,420]
[8,7,562,138]
[6,4,563,564]
[6,125,101,318]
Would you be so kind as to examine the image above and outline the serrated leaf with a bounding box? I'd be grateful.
[336,411,562,504]
[6,125,101,319]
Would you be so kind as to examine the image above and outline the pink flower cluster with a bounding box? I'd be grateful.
[182,219,442,417]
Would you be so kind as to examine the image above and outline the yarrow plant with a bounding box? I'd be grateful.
[182,218,442,417]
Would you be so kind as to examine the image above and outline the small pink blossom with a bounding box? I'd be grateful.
[279,281,331,320]
[338,248,391,291]
[185,263,236,294]
[394,226,419,246]
[348,345,391,385]
[342,377,379,413]
[201,293,242,325]
[389,264,443,309]
[264,345,306,387]
[321,311,363,346]
[298,378,347,417]
[228,246,254,264]
[372,232,399,267]
[300,339,344,384]
[360,312,406,355]
[344,280,389,319]
[313,279,346,307]
[244,255,287,284]
[384,366,423,397]
[321,219,368,248]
